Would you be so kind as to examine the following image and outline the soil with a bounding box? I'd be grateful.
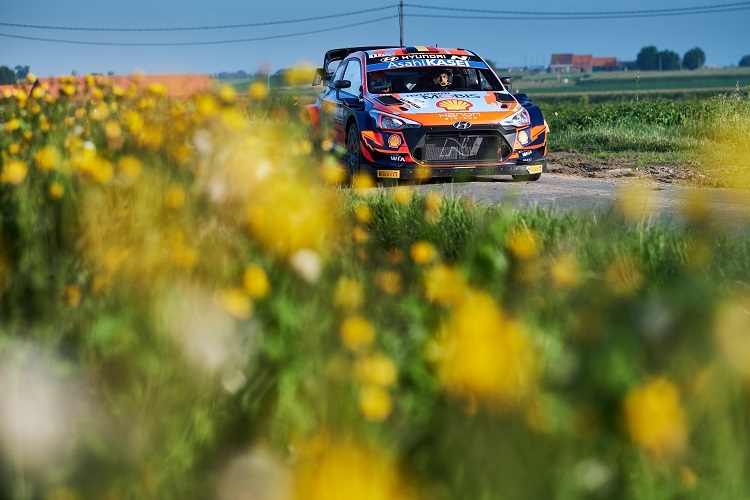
[545,151,749,188]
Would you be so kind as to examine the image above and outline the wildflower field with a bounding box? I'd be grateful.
[1,74,750,499]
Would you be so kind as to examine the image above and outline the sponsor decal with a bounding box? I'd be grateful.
[399,96,429,109]
[439,112,481,121]
[334,107,345,124]
[436,99,472,111]
[387,134,402,148]
[526,165,543,174]
[389,155,405,162]
[453,121,471,130]
[517,149,533,162]
[414,92,481,100]
[450,55,469,60]
[377,170,401,178]
[367,61,488,71]
[381,54,447,62]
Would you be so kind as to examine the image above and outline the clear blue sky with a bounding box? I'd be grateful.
[2,0,748,77]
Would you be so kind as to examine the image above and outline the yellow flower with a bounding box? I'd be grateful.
[333,277,364,310]
[34,145,61,171]
[424,191,443,221]
[218,84,236,103]
[605,255,644,296]
[549,253,582,289]
[359,385,393,421]
[293,439,409,500]
[1,159,28,185]
[623,377,687,458]
[375,270,403,295]
[48,182,65,199]
[219,288,253,319]
[117,155,142,183]
[5,118,20,132]
[422,264,469,307]
[340,315,375,352]
[617,184,654,221]
[410,240,436,265]
[139,125,164,150]
[429,291,538,409]
[61,83,76,97]
[147,82,169,96]
[354,203,373,224]
[392,186,412,205]
[8,143,20,155]
[123,110,144,135]
[65,285,81,308]
[353,225,369,244]
[248,80,269,100]
[25,72,36,83]
[714,295,750,380]
[506,226,540,260]
[196,94,219,116]
[164,186,186,209]
[104,120,122,140]
[242,264,270,299]
[356,353,398,387]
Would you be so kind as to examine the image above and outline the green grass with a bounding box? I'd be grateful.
[2,81,750,499]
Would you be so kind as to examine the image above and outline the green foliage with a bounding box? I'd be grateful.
[637,46,659,71]
[0,65,16,84]
[658,50,682,71]
[683,48,706,70]
[740,55,750,67]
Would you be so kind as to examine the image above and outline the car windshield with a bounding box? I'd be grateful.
[366,67,505,94]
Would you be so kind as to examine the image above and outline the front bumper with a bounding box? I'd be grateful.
[364,159,547,180]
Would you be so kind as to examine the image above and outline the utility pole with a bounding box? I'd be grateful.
[399,0,404,47]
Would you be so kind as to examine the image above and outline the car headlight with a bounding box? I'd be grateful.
[500,109,531,128]
[369,110,421,131]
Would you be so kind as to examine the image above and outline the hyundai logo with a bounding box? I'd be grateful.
[453,121,471,129]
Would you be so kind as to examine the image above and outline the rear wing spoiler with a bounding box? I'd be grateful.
[313,45,398,86]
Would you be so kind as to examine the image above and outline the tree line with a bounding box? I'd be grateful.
[636,46,750,71]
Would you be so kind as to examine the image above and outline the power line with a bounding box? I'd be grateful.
[0,15,399,46]
[0,5,398,32]
[403,1,750,17]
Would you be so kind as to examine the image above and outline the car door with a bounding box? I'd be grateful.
[330,57,363,149]
[318,60,347,149]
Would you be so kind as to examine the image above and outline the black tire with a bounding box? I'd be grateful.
[512,173,542,182]
[346,121,362,181]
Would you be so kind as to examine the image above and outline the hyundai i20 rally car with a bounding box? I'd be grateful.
[305,46,548,182]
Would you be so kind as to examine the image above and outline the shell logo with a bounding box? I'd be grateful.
[436,99,472,111]
[387,134,402,148]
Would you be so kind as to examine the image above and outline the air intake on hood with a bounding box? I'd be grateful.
[494,92,517,103]
[376,96,403,106]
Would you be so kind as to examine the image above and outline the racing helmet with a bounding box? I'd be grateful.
[369,71,391,93]
[433,68,453,87]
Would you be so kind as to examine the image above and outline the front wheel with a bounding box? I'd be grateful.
[512,173,542,182]
[346,122,362,181]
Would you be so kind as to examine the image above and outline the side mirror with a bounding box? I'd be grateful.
[312,68,324,86]
[500,76,513,89]
[334,80,351,89]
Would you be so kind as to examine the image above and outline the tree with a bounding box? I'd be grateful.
[682,47,706,70]
[14,65,29,80]
[0,65,16,84]
[636,46,659,70]
[739,55,750,67]
[658,50,681,71]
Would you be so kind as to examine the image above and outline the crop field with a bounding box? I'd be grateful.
[1,75,750,499]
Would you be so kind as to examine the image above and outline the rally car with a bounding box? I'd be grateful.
[304,46,548,182]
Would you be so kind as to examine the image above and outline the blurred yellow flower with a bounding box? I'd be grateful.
[139,125,164,150]
[219,288,253,319]
[61,83,76,97]
[293,439,409,500]
[284,62,315,86]
[605,255,644,296]
[218,84,236,103]
[333,276,364,310]
[1,159,28,185]
[196,94,219,116]
[354,203,373,224]
[104,120,122,140]
[8,144,20,155]
[359,385,393,421]
[410,240,437,265]
[623,377,687,458]
[164,186,186,209]
[429,291,538,409]
[506,226,541,260]
[25,72,36,83]
[248,80,269,100]
[34,145,61,171]
[375,270,403,295]
[714,294,750,380]
[423,264,469,307]
[340,315,375,352]
[5,118,20,132]
[353,225,369,244]
[65,285,81,308]
[616,184,654,221]
[48,182,65,199]
[242,264,270,299]
[117,155,142,183]
[147,82,169,96]
[356,352,398,387]
[352,173,375,191]
[549,253,582,289]
[124,110,144,135]
[392,186,412,205]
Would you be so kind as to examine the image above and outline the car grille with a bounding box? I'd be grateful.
[417,132,509,164]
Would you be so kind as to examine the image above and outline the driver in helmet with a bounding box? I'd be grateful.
[368,71,391,94]
[431,69,453,90]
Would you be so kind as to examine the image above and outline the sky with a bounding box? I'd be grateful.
[2,0,749,77]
